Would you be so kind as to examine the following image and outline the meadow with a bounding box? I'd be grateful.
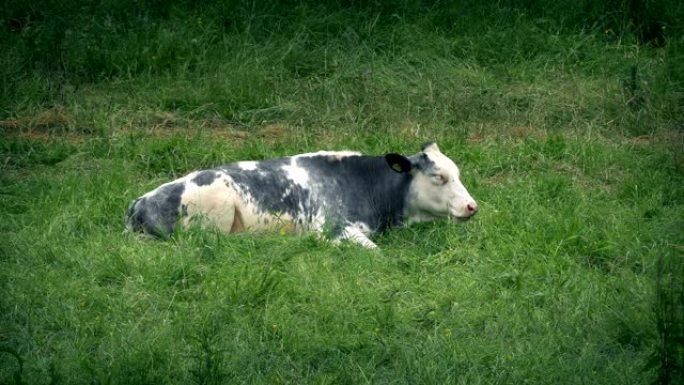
[1,1,683,384]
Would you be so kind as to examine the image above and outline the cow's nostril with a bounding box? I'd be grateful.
[467,203,478,214]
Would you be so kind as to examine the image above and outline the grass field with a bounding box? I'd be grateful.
[2,1,684,384]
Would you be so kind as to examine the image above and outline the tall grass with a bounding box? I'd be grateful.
[1,1,683,384]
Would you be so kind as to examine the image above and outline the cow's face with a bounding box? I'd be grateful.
[386,142,478,223]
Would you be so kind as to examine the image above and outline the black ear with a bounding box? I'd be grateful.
[385,153,412,173]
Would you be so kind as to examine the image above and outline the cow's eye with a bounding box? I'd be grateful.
[431,173,449,185]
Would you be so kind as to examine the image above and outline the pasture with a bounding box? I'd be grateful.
[1,1,683,384]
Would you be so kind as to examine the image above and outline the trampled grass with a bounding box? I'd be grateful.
[2,1,684,384]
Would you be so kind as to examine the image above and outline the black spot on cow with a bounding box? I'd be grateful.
[221,157,315,220]
[192,171,216,186]
[403,152,436,172]
[296,155,413,232]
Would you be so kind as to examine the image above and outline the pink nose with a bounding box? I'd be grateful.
[466,202,479,215]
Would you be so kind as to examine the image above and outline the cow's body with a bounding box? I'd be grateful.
[125,142,477,248]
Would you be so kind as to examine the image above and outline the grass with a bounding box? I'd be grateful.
[2,1,684,384]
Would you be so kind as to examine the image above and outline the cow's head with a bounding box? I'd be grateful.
[385,142,478,223]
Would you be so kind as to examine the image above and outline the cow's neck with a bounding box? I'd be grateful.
[365,163,413,229]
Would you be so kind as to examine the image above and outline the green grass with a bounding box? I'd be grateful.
[2,1,684,384]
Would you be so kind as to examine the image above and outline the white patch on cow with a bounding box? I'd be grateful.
[339,222,377,249]
[237,161,258,171]
[181,172,237,232]
[296,150,361,160]
[282,159,310,187]
[406,143,478,224]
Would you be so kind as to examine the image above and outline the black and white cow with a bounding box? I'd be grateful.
[125,142,478,248]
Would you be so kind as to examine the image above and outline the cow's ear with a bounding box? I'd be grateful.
[385,153,412,173]
[421,141,439,153]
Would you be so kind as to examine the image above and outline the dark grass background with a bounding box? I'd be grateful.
[1,1,684,384]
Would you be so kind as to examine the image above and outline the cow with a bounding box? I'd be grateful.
[124,142,478,249]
